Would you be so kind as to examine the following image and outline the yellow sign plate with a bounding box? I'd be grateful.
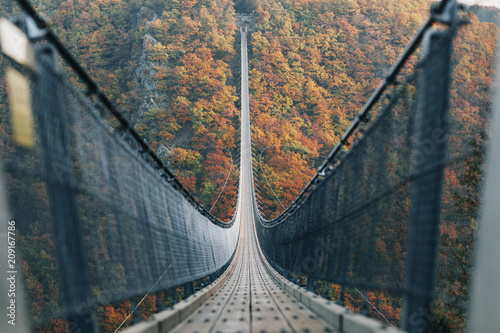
[6,68,34,148]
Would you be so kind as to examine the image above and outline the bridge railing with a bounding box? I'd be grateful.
[253,1,480,331]
[0,1,240,331]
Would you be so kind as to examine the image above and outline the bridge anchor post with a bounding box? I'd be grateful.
[305,277,316,292]
[33,44,98,333]
[183,281,195,298]
[402,1,458,332]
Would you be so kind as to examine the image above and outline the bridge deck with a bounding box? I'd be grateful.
[169,203,336,333]
[166,26,336,333]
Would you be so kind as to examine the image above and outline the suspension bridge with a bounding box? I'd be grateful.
[1,0,499,332]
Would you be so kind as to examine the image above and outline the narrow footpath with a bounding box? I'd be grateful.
[168,27,336,333]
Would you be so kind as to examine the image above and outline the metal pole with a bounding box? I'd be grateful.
[306,277,316,292]
[33,45,97,333]
[467,24,500,332]
[0,162,31,333]
[183,282,195,298]
[402,17,455,333]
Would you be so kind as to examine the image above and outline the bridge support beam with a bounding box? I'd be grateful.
[33,45,97,333]
[402,3,457,332]
[305,277,316,292]
[183,282,195,298]
[210,272,217,284]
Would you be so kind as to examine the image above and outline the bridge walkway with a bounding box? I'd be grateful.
[169,194,335,333]
[166,27,336,333]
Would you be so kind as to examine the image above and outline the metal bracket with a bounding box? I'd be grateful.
[14,12,47,41]
[431,0,457,26]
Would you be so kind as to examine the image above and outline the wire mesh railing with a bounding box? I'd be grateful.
[252,1,486,331]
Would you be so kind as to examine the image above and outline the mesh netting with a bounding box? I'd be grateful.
[253,18,488,328]
[254,77,417,291]
[1,45,240,325]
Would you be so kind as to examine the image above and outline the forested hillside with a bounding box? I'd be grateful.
[0,0,498,332]
[129,0,240,220]
[471,4,500,27]
[249,0,430,218]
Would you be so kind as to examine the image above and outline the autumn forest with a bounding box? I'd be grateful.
[0,0,498,332]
